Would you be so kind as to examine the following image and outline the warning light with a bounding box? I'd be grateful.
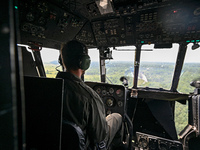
[173,10,178,13]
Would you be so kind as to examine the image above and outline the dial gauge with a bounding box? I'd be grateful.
[109,87,114,94]
[117,101,123,107]
[102,90,107,95]
[116,89,123,97]
[95,87,101,94]
[106,98,114,107]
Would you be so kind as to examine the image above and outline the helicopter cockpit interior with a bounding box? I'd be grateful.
[1,0,200,149]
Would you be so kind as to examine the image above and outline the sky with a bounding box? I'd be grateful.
[39,43,200,63]
[40,48,60,63]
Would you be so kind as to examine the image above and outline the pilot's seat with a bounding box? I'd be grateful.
[61,120,109,150]
[61,118,131,150]
[61,120,86,150]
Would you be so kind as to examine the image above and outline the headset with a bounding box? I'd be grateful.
[77,43,91,70]
[77,54,91,70]
[58,53,91,71]
[59,41,91,71]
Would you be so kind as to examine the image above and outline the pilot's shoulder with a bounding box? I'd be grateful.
[80,82,101,99]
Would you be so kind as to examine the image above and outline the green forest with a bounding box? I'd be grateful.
[44,61,200,135]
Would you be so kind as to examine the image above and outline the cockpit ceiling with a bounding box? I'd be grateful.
[18,0,200,49]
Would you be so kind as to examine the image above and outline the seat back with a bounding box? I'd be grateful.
[61,120,86,150]
[24,76,87,150]
[24,76,63,150]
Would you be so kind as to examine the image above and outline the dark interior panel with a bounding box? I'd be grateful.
[24,76,63,150]
[127,97,177,140]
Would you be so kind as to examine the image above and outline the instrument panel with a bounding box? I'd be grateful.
[17,0,200,49]
[136,132,183,150]
[85,82,126,116]
[18,0,87,49]
[135,2,200,45]
[91,17,135,47]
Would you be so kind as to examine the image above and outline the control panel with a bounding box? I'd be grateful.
[92,17,135,47]
[113,0,175,15]
[75,22,96,47]
[17,0,200,49]
[18,0,86,48]
[136,132,183,150]
[90,0,200,47]
[135,1,200,44]
[85,82,126,117]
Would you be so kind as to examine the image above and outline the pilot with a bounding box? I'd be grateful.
[56,40,123,149]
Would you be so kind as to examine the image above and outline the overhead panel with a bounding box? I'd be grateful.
[135,1,200,44]
[112,0,176,15]
[19,0,86,49]
[92,17,136,47]
[75,21,97,48]
[17,0,200,49]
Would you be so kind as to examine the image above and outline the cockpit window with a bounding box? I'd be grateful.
[105,46,135,87]
[84,48,100,82]
[85,46,135,86]
[138,44,179,90]
[40,48,60,78]
[175,43,200,136]
[172,43,200,136]
[178,43,200,94]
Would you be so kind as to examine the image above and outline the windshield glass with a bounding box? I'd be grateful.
[84,49,100,82]
[40,48,60,78]
[41,47,100,79]
[175,43,200,135]
[178,43,200,93]
[138,44,179,89]
[105,46,135,87]
[85,46,135,86]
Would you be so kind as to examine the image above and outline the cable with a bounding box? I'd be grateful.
[55,65,63,72]
[106,76,113,84]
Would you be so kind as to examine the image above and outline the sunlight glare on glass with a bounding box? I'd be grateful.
[110,46,136,62]
[88,48,99,62]
[140,43,179,62]
[184,43,200,63]
[40,48,60,64]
